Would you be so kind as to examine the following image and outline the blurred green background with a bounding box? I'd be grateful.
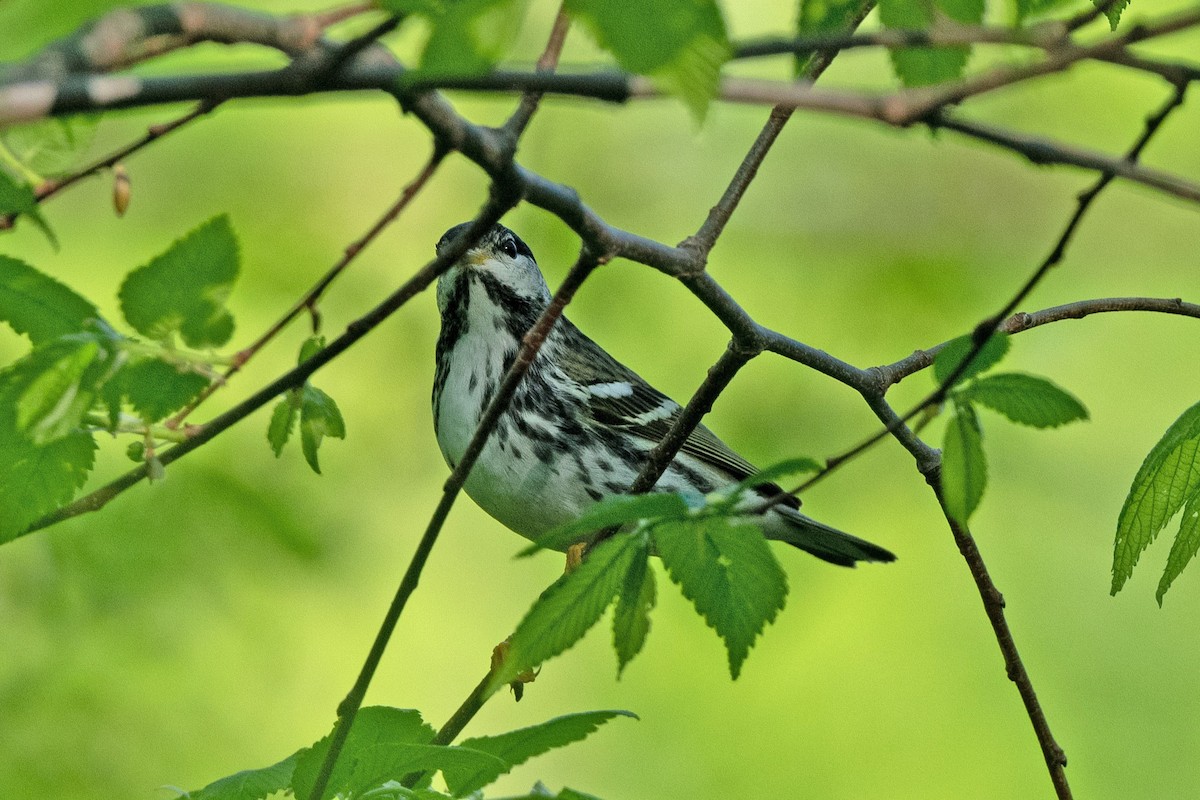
[1,0,1198,797]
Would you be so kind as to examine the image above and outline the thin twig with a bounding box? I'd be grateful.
[166,143,448,428]
[0,100,219,231]
[503,4,571,137]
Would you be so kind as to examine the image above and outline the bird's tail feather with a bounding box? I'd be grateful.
[770,506,896,567]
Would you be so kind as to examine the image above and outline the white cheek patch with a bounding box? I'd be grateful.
[587,381,634,399]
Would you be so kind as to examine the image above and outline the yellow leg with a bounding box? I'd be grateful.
[491,638,538,701]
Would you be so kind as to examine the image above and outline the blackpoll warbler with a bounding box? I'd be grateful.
[432,223,895,566]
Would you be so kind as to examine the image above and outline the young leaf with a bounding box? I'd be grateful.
[0,168,57,246]
[493,532,645,691]
[443,710,636,797]
[959,372,1088,428]
[0,431,96,543]
[564,0,730,117]
[299,385,346,474]
[0,256,99,344]
[653,516,787,679]
[612,551,655,675]
[186,750,302,800]
[933,332,1010,387]
[298,335,326,365]
[1112,401,1200,594]
[118,215,240,348]
[420,0,530,76]
[940,402,987,524]
[116,357,210,422]
[268,394,299,457]
[518,493,688,556]
[1156,492,1200,605]
[878,0,982,86]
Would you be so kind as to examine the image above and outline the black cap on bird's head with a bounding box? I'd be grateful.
[436,222,535,262]
[434,223,550,311]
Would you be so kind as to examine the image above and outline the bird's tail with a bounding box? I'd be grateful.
[769,506,897,567]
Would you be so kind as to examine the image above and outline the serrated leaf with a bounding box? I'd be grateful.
[118,215,239,348]
[187,750,301,800]
[0,256,98,344]
[933,332,1010,386]
[268,395,299,457]
[1,116,98,178]
[116,357,210,421]
[565,0,730,117]
[960,372,1088,428]
[494,532,644,691]
[444,710,635,797]
[878,0,983,86]
[299,385,345,474]
[0,167,57,247]
[612,551,655,675]
[1094,0,1129,29]
[1156,492,1200,605]
[292,707,457,800]
[0,430,96,543]
[1112,401,1200,594]
[653,516,787,679]
[518,493,688,556]
[941,402,987,524]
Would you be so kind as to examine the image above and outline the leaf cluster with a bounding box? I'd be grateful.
[934,333,1089,524]
[498,459,822,686]
[183,705,631,800]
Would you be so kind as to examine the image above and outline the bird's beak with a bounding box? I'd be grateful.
[466,250,492,268]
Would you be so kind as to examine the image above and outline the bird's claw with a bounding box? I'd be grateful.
[491,639,538,701]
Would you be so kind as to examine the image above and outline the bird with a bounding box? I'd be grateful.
[431,222,896,567]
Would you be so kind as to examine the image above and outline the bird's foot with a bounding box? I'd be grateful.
[565,542,587,572]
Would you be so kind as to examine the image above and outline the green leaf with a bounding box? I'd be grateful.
[1156,492,1200,605]
[565,0,730,117]
[0,256,98,344]
[116,357,210,422]
[518,493,688,556]
[1,116,98,178]
[299,385,346,474]
[796,0,867,74]
[932,332,1010,387]
[612,551,655,675]
[422,0,530,75]
[267,394,299,457]
[444,710,636,797]
[1093,0,1129,29]
[187,751,301,800]
[292,707,490,800]
[653,516,787,679]
[298,335,326,365]
[1112,401,1200,594]
[118,215,239,348]
[0,430,96,543]
[494,532,645,691]
[959,372,1088,428]
[941,402,987,524]
[14,338,101,442]
[877,0,983,86]
[0,167,57,247]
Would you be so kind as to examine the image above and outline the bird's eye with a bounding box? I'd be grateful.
[499,238,519,259]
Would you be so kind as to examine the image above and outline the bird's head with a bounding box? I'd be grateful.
[435,223,551,315]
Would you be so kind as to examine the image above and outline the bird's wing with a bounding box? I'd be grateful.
[555,319,796,504]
